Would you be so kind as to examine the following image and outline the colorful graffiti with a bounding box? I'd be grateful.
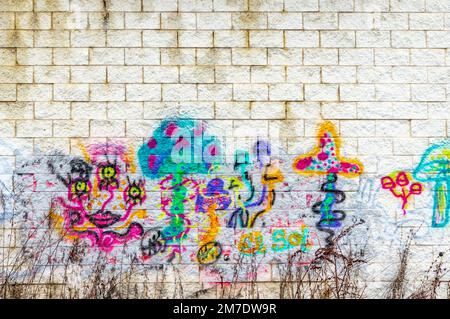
[137,119,221,261]
[7,116,450,274]
[49,142,147,253]
[413,141,450,228]
[381,171,423,215]
[292,121,363,245]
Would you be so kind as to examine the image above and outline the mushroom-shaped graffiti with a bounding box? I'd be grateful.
[413,141,450,227]
[195,178,231,264]
[292,121,363,245]
[138,118,222,260]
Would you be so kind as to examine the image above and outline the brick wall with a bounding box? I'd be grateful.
[1,0,450,298]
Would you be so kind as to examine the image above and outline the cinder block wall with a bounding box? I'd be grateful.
[1,0,450,298]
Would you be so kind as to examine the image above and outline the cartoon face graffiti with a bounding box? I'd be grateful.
[50,143,147,252]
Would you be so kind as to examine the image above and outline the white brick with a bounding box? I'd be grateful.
[233,84,268,101]
[411,49,445,66]
[287,102,321,119]
[90,120,125,137]
[143,0,177,11]
[232,13,267,29]
[71,66,106,83]
[411,120,446,137]
[232,48,267,65]
[354,0,389,12]
[285,31,319,48]
[319,0,353,11]
[71,102,107,119]
[391,66,427,83]
[214,30,247,47]
[162,84,197,101]
[0,66,33,83]
[322,66,356,83]
[53,120,89,137]
[35,102,70,120]
[0,84,16,101]
[35,31,69,48]
[216,66,250,83]
[53,12,87,30]
[284,0,318,11]
[340,120,376,137]
[108,66,143,83]
[107,0,141,11]
[108,102,143,119]
[17,84,52,101]
[215,102,250,119]
[179,0,213,12]
[54,48,89,65]
[126,84,161,101]
[287,66,321,83]
[373,13,409,30]
[340,84,375,101]
[304,49,337,65]
[35,0,69,11]
[17,13,51,30]
[321,102,357,119]
[125,13,160,29]
[356,31,390,48]
[390,0,425,12]
[269,84,303,101]
[0,102,33,119]
[321,31,355,47]
[144,66,179,83]
[358,66,392,83]
[34,66,69,83]
[392,31,426,48]
[428,31,450,48]
[197,13,231,29]
[197,49,231,65]
[304,13,338,30]
[251,102,285,119]
[90,48,124,65]
[375,84,410,101]
[0,49,17,66]
[178,31,213,47]
[161,49,196,65]
[17,120,52,137]
[107,30,142,47]
[198,84,233,101]
[251,66,284,83]
[268,13,302,29]
[305,84,338,101]
[54,84,89,101]
[340,49,373,65]
[162,13,196,29]
[375,49,409,65]
[339,13,373,29]
[411,84,446,101]
[268,48,303,65]
[90,84,125,101]
[376,120,410,138]
[410,13,444,29]
[250,31,283,48]
[180,66,214,83]
[88,12,124,30]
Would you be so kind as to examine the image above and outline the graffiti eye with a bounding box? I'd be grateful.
[70,179,91,199]
[125,181,146,205]
[97,164,119,190]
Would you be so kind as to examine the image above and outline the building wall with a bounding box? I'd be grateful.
[1,0,450,298]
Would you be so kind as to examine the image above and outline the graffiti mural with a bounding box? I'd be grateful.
[413,141,450,228]
[49,142,147,253]
[292,121,363,245]
[381,171,423,215]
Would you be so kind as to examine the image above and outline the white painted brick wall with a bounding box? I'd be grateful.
[1,0,450,299]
